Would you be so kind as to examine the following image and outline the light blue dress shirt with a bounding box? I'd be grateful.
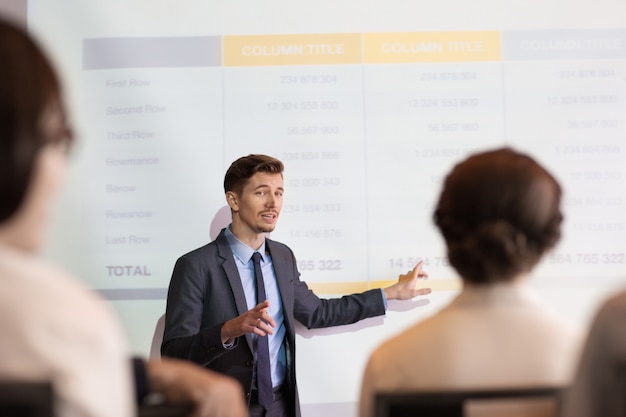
[225,226,286,388]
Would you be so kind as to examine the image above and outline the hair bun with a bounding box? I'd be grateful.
[447,221,537,284]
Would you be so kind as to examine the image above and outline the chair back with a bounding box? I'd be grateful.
[375,387,564,417]
[0,381,54,417]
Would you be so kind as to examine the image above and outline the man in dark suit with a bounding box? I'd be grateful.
[161,154,430,417]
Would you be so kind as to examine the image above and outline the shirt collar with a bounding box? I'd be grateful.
[224,225,267,264]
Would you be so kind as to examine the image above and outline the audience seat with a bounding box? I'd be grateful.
[375,386,564,417]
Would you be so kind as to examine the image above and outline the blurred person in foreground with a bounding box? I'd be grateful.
[560,289,626,417]
[359,147,583,417]
[0,17,246,417]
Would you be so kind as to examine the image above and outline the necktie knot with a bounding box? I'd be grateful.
[252,251,262,266]
[252,252,266,303]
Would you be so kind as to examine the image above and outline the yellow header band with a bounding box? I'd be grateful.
[364,31,501,63]
[223,31,502,66]
[224,33,362,66]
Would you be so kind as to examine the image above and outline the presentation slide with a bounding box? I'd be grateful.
[4,1,625,415]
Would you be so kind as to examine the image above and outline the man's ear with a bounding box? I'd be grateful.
[226,191,239,212]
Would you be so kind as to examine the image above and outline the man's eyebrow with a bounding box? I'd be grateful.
[253,185,283,191]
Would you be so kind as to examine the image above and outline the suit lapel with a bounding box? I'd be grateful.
[266,239,295,332]
[216,231,255,351]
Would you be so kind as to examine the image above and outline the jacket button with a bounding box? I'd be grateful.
[245,360,253,367]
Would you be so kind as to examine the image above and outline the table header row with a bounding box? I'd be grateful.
[83,29,626,69]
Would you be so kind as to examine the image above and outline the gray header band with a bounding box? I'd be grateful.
[503,29,626,60]
[98,287,168,300]
[83,36,222,69]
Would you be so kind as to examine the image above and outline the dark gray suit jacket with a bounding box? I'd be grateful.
[161,229,386,417]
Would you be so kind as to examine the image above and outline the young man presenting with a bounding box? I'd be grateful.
[161,154,430,417]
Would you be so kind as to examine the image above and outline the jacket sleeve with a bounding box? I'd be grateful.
[285,249,386,328]
[294,284,386,329]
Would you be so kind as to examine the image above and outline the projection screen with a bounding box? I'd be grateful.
[3,1,626,415]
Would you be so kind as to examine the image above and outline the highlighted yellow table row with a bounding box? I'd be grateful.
[306,278,461,295]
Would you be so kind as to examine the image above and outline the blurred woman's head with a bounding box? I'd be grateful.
[0,18,73,251]
[434,147,562,285]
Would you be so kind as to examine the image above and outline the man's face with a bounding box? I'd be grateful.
[229,172,284,235]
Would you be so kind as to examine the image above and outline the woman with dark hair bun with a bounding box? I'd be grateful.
[359,147,583,417]
[434,147,563,285]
